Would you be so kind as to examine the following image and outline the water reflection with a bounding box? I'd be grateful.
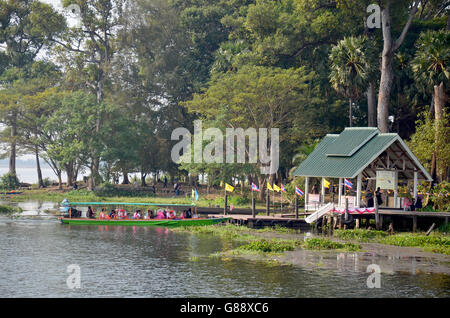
[0,200,449,297]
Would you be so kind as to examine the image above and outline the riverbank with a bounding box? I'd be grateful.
[173,225,450,274]
[3,187,292,211]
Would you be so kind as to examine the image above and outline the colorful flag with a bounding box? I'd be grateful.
[251,183,260,192]
[323,179,330,188]
[281,184,287,193]
[295,186,304,196]
[220,181,224,188]
[344,178,353,189]
[273,184,281,192]
[225,183,234,192]
[194,189,199,201]
[266,182,273,191]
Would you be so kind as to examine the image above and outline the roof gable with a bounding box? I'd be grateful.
[325,127,378,157]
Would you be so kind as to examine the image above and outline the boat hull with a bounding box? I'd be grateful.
[60,217,230,227]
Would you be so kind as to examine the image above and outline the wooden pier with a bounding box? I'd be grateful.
[205,208,449,233]
[322,209,450,232]
[208,214,311,230]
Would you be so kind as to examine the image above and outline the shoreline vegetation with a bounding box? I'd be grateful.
[172,225,450,258]
[1,187,293,211]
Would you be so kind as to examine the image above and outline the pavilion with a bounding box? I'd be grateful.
[292,127,432,211]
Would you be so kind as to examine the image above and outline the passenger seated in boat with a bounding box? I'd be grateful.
[109,210,116,219]
[87,206,95,219]
[155,210,165,219]
[185,208,192,219]
[167,210,176,219]
[99,209,106,219]
[133,210,142,219]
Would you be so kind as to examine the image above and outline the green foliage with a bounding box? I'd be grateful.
[411,29,450,92]
[0,172,20,190]
[0,204,22,214]
[380,234,450,255]
[214,195,250,207]
[329,36,377,100]
[408,111,450,179]
[334,229,388,242]
[238,239,298,253]
[303,238,361,251]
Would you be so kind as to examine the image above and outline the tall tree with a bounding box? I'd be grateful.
[412,29,449,181]
[377,0,420,133]
[329,36,376,127]
[52,0,126,188]
[0,0,65,175]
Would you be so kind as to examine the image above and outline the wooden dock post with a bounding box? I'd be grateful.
[413,215,417,233]
[224,194,228,215]
[375,199,380,230]
[328,214,333,236]
[266,191,270,216]
[295,197,299,219]
[252,197,256,218]
[344,198,349,230]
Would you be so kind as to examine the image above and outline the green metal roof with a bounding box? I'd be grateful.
[325,127,378,157]
[292,127,432,180]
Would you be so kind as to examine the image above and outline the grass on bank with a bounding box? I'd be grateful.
[5,189,280,210]
[173,224,362,257]
[175,224,449,256]
[0,204,22,215]
[334,229,450,255]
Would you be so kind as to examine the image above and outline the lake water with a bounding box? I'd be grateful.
[0,200,449,298]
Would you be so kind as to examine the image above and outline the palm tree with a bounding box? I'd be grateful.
[329,36,375,127]
[412,29,449,182]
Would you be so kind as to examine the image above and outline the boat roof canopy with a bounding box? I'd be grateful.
[67,202,196,207]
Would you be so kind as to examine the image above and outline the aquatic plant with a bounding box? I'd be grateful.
[334,229,388,242]
[303,238,361,251]
[238,239,298,253]
[0,204,22,215]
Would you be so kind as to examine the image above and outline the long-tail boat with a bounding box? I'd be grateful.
[59,201,230,227]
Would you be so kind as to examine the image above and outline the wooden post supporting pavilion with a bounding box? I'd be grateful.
[338,178,343,207]
[356,173,362,207]
[305,177,309,212]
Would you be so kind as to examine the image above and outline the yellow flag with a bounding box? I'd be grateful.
[266,182,273,191]
[225,183,234,192]
[273,184,281,192]
[323,179,330,188]
[220,181,224,188]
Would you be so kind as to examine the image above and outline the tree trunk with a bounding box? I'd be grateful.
[35,146,44,188]
[122,171,129,184]
[141,172,147,187]
[66,162,74,187]
[349,98,353,127]
[9,117,17,175]
[367,81,377,127]
[377,50,394,133]
[57,172,63,190]
[378,0,418,133]
[257,175,266,201]
[433,82,446,182]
